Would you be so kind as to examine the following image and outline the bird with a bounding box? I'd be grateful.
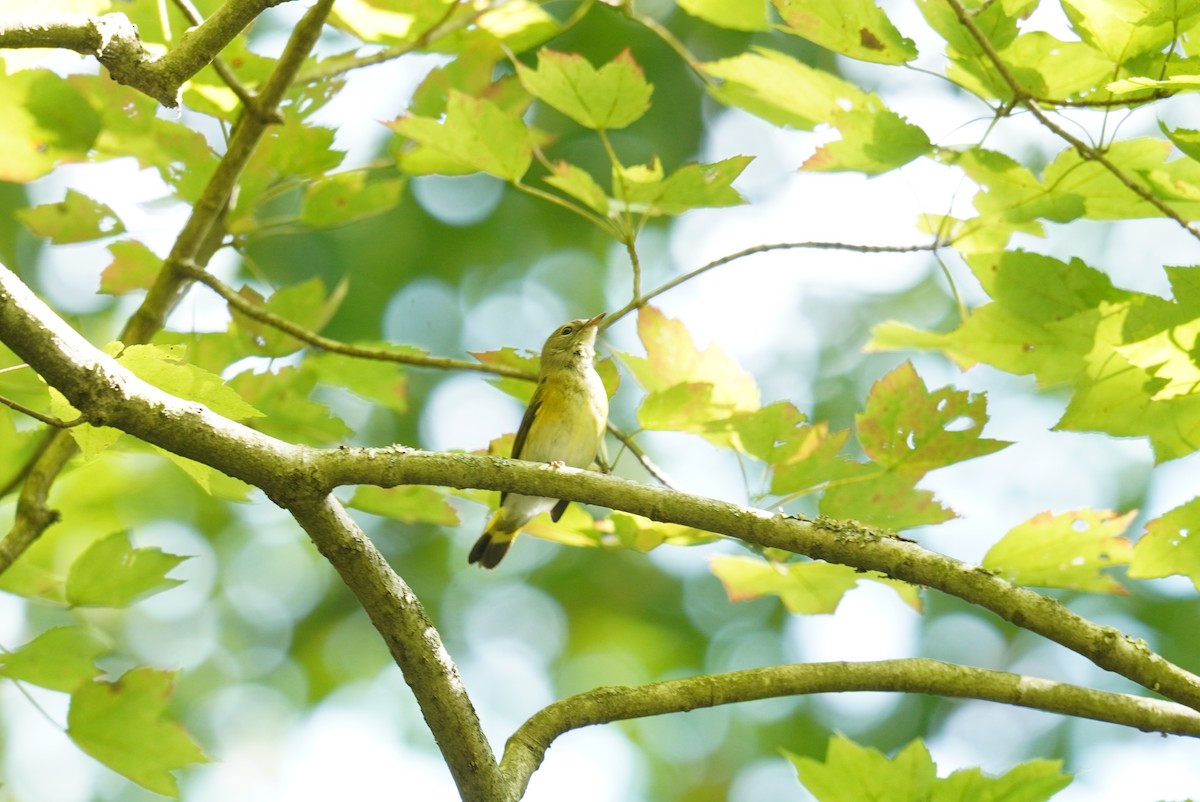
[469,313,609,568]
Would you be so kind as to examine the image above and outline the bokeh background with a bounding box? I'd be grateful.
[2,1,1199,800]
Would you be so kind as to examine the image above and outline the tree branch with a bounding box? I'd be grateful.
[1,0,335,578]
[178,262,538,380]
[502,658,1200,796]
[0,0,292,107]
[606,239,944,327]
[3,259,1200,719]
[287,493,502,800]
[943,0,1200,242]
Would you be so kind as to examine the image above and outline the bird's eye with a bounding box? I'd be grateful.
[560,326,574,335]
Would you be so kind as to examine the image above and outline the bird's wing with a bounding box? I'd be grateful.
[502,389,542,505]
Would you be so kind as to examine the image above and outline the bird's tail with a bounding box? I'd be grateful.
[468,513,516,569]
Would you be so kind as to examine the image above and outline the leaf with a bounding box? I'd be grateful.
[68,668,208,797]
[48,385,123,459]
[678,0,770,31]
[612,156,752,216]
[228,366,353,446]
[1062,0,1190,63]
[622,306,759,440]
[1129,497,1200,588]
[300,173,406,228]
[711,555,919,614]
[820,470,956,531]
[698,47,870,130]
[17,189,125,243]
[390,90,533,180]
[518,48,653,130]
[605,512,715,551]
[100,241,162,295]
[329,0,456,43]
[0,627,106,692]
[775,0,918,64]
[0,70,100,181]
[229,276,348,358]
[982,510,1135,593]
[639,382,721,431]
[66,531,188,607]
[767,423,867,497]
[867,251,1129,388]
[1162,123,1200,162]
[857,362,1009,472]
[788,734,1071,801]
[544,161,611,214]
[112,342,264,421]
[470,346,539,403]
[803,107,932,174]
[349,485,459,525]
[305,349,409,414]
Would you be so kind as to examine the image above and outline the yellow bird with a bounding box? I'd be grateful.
[469,313,609,568]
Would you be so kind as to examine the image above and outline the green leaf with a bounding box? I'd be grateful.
[767,423,866,497]
[698,47,870,130]
[0,70,99,181]
[867,251,1129,387]
[100,240,162,295]
[17,189,125,243]
[678,0,770,30]
[301,173,406,228]
[68,668,208,797]
[1129,497,1200,588]
[329,0,456,43]
[803,108,932,174]
[639,382,722,431]
[612,156,752,216]
[470,346,539,403]
[857,361,1009,471]
[999,33,1113,99]
[518,48,653,130]
[112,343,264,421]
[70,74,219,203]
[544,161,611,214]
[229,276,348,357]
[1162,122,1200,162]
[820,470,956,531]
[0,626,106,692]
[606,512,715,551]
[305,349,409,414]
[621,306,759,443]
[390,90,533,180]
[48,386,123,459]
[349,485,459,525]
[982,510,1135,593]
[775,0,918,64]
[711,555,918,614]
[228,366,353,446]
[788,735,1071,801]
[1062,0,1192,63]
[66,532,187,607]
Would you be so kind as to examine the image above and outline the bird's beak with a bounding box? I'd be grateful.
[583,312,606,330]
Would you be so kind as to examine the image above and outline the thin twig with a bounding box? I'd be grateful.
[606,422,678,489]
[0,394,82,428]
[606,240,944,327]
[944,0,1200,242]
[178,262,538,380]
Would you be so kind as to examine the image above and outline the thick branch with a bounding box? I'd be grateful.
[3,260,1199,719]
[503,658,1200,796]
[288,494,502,800]
[0,0,292,107]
